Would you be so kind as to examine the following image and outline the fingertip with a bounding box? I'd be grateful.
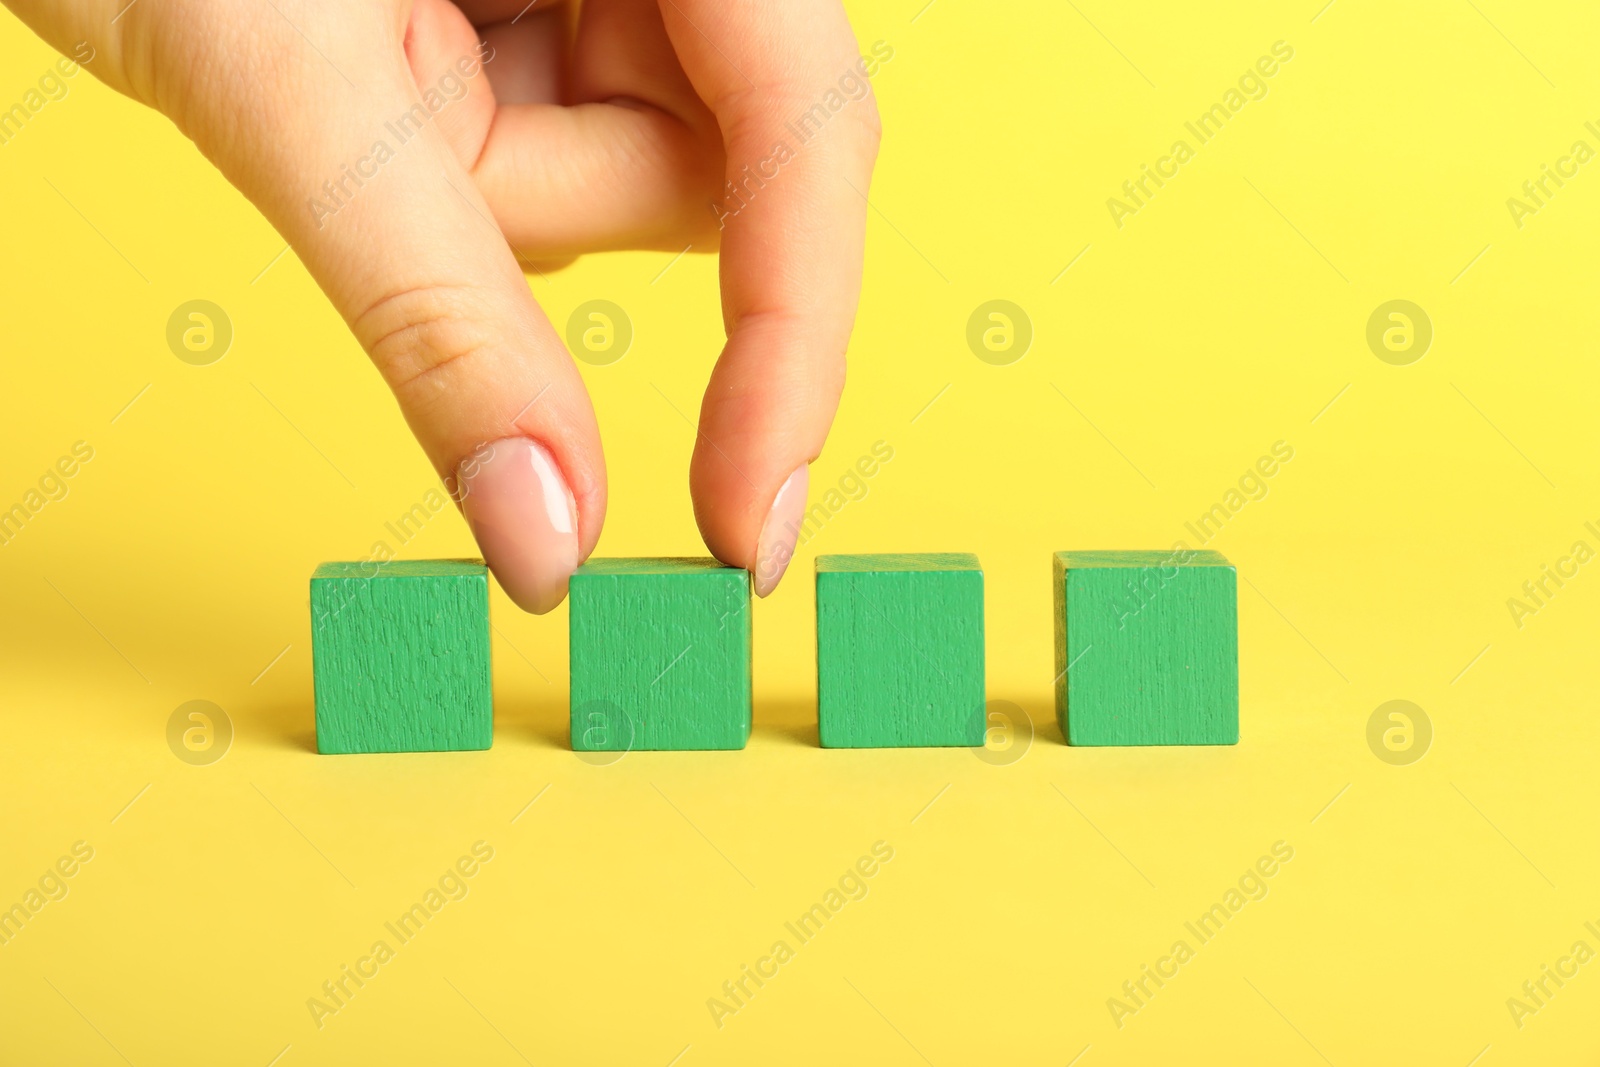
[459,436,581,614]
[752,462,809,597]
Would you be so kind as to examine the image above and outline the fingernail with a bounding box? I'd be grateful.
[753,463,808,598]
[459,437,579,614]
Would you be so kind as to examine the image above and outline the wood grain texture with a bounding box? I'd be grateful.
[310,559,492,754]
[1054,550,1238,746]
[815,553,985,748]
[569,558,751,751]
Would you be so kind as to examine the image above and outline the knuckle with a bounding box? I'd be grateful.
[353,283,501,399]
[855,96,884,155]
[840,110,882,175]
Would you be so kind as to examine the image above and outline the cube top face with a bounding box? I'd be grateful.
[575,557,735,577]
[1055,550,1238,747]
[310,560,492,754]
[816,552,981,574]
[312,559,487,581]
[569,558,751,752]
[1056,549,1231,570]
[815,555,985,748]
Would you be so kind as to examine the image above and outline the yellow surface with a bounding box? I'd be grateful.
[2,2,1598,1064]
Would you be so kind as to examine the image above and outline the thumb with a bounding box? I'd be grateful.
[165,6,606,612]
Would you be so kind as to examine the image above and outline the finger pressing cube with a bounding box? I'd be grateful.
[569,558,752,752]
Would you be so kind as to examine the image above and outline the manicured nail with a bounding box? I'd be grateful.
[753,463,809,598]
[459,437,579,614]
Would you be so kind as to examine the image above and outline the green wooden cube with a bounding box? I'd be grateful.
[815,553,985,748]
[1054,550,1239,746]
[310,559,492,754]
[569,558,751,752]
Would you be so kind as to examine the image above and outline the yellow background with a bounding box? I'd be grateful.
[2,1,1598,1063]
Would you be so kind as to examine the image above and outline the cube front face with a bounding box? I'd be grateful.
[569,558,751,752]
[311,560,493,754]
[815,554,986,748]
[1055,550,1239,746]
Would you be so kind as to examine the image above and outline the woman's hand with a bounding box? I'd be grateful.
[7,0,880,609]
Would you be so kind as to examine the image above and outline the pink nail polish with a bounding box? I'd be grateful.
[459,437,579,614]
[753,463,809,597]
